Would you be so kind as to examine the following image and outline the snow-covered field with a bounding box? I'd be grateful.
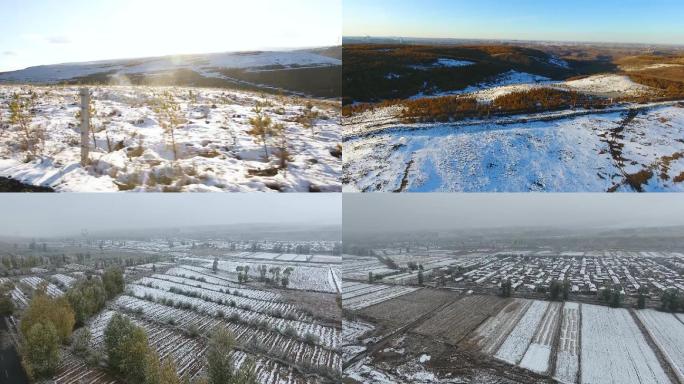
[519,302,561,374]
[0,85,341,192]
[494,300,549,364]
[634,309,684,383]
[344,103,684,192]
[554,302,580,384]
[471,298,532,354]
[580,304,670,384]
[20,276,63,297]
[342,282,418,311]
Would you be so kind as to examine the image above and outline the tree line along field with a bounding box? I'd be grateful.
[341,286,684,384]
[0,237,342,384]
[0,85,341,192]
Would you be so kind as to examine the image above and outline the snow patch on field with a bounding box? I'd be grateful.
[580,304,670,384]
[635,309,684,383]
[562,74,650,97]
[495,300,549,364]
[554,302,580,384]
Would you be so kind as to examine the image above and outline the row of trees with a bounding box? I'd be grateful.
[16,267,124,379]
[104,313,184,384]
[629,74,684,99]
[0,280,15,316]
[256,265,294,287]
[104,313,256,384]
[399,88,604,123]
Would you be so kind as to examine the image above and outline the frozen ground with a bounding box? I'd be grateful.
[0,85,341,192]
[343,103,684,192]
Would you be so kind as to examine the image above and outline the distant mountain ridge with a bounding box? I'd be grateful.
[0,47,342,98]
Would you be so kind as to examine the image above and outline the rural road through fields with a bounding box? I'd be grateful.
[0,317,29,384]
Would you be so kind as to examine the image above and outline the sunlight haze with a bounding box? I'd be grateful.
[0,0,341,72]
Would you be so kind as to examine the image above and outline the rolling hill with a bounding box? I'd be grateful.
[0,48,342,98]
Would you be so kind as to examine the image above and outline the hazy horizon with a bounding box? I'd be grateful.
[344,0,684,46]
[0,194,341,238]
[344,194,684,234]
[0,0,341,72]
[342,35,684,48]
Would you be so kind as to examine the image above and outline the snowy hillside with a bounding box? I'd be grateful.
[0,85,341,192]
[0,50,340,83]
[343,103,684,192]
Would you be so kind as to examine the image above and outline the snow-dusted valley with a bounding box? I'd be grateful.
[342,248,684,384]
[0,85,341,192]
[0,233,342,384]
[342,44,684,192]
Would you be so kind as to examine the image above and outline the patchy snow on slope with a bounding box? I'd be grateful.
[434,58,474,68]
[343,104,684,192]
[0,85,341,192]
[409,58,474,71]
[463,70,551,93]
[548,56,571,69]
[622,63,684,71]
[562,74,650,97]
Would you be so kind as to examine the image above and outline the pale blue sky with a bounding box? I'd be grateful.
[344,0,684,45]
[0,0,341,72]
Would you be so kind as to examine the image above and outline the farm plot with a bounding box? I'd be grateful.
[210,260,340,293]
[634,309,684,382]
[50,273,77,289]
[342,283,418,311]
[413,295,510,345]
[495,300,549,364]
[166,266,242,286]
[20,276,63,297]
[342,320,375,344]
[85,310,314,383]
[149,272,280,301]
[469,298,532,354]
[125,285,339,349]
[358,289,457,327]
[519,302,562,374]
[554,302,580,384]
[580,304,671,384]
[0,278,29,308]
[137,277,298,318]
[54,354,119,384]
[116,296,340,372]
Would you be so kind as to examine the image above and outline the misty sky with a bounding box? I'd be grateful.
[0,0,341,72]
[344,0,684,45]
[0,194,341,237]
[343,194,684,233]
